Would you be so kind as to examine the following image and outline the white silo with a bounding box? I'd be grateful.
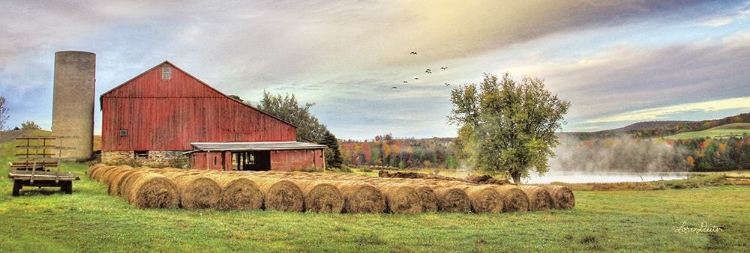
[51,51,96,160]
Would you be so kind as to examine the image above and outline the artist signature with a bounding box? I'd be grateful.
[673,221,724,234]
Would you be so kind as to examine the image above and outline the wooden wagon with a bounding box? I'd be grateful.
[8,136,80,196]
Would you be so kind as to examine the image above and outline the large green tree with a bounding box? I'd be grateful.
[255,91,328,143]
[449,73,570,184]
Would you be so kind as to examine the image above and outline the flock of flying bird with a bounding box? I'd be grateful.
[392,51,451,89]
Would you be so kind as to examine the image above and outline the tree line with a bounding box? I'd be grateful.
[339,135,457,169]
[676,135,750,171]
[554,134,750,172]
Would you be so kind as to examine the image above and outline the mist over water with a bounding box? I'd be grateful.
[530,135,690,183]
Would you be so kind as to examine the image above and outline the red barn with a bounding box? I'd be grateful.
[100,61,325,171]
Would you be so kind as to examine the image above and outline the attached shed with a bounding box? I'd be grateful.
[190,142,326,171]
[99,61,325,170]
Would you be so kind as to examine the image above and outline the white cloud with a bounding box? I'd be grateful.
[584,97,750,124]
[699,1,750,27]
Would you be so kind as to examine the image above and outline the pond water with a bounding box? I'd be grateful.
[522,171,690,184]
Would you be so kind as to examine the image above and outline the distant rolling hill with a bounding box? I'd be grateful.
[567,112,750,139]
[664,123,750,140]
[1,130,101,152]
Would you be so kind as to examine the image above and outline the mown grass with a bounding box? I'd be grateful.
[1,142,749,252]
[665,123,750,139]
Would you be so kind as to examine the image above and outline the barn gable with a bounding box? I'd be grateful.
[101,61,225,99]
[100,61,298,152]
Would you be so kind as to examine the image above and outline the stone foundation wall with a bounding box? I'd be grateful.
[101,150,190,168]
[101,151,133,164]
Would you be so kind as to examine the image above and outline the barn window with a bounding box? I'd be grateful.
[134,150,148,159]
[119,129,128,137]
[162,66,171,80]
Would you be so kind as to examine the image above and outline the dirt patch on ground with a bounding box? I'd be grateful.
[378,170,512,185]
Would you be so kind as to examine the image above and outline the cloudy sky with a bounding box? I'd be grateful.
[1,0,749,140]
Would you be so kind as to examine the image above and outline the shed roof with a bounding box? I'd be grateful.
[191,141,326,152]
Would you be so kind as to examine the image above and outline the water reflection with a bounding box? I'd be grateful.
[524,171,689,184]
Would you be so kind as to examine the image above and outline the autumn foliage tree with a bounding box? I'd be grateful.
[449,73,570,184]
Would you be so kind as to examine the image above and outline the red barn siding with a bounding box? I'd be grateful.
[190,150,324,171]
[270,150,324,171]
[101,62,296,151]
[191,152,231,171]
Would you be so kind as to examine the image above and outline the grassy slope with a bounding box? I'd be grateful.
[711,123,750,130]
[665,123,750,139]
[2,142,749,252]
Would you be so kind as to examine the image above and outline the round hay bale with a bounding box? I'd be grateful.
[414,186,438,212]
[335,182,386,213]
[541,185,575,209]
[464,186,503,213]
[108,168,138,196]
[88,164,107,178]
[211,175,263,210]
[120,171,148,199]
[160,171,193,181]
[172,175,222,210]
[254,178,305,212]
[519,186,554,211]
[296,180,344,213]
[89,164,112,181]
[380,184,422,214]
[101,165,132,186]
[128,172,179,209]
[493,186,529,212]
[433,187,471,213]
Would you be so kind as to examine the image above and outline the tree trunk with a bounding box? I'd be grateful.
[511,172,522,184]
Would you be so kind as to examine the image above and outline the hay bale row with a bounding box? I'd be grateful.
[86,164,574,213]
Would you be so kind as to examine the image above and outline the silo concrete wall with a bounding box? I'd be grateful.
[51,51,95,160]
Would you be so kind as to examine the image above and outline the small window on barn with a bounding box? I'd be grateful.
[119,129,128,137]
[162,66,171,80]
[134,150,149,159]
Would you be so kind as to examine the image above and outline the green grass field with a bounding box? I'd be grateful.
[665,123,750,140]
[1,142,749,252]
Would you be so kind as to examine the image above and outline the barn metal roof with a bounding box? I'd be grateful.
[190,141,326,152]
